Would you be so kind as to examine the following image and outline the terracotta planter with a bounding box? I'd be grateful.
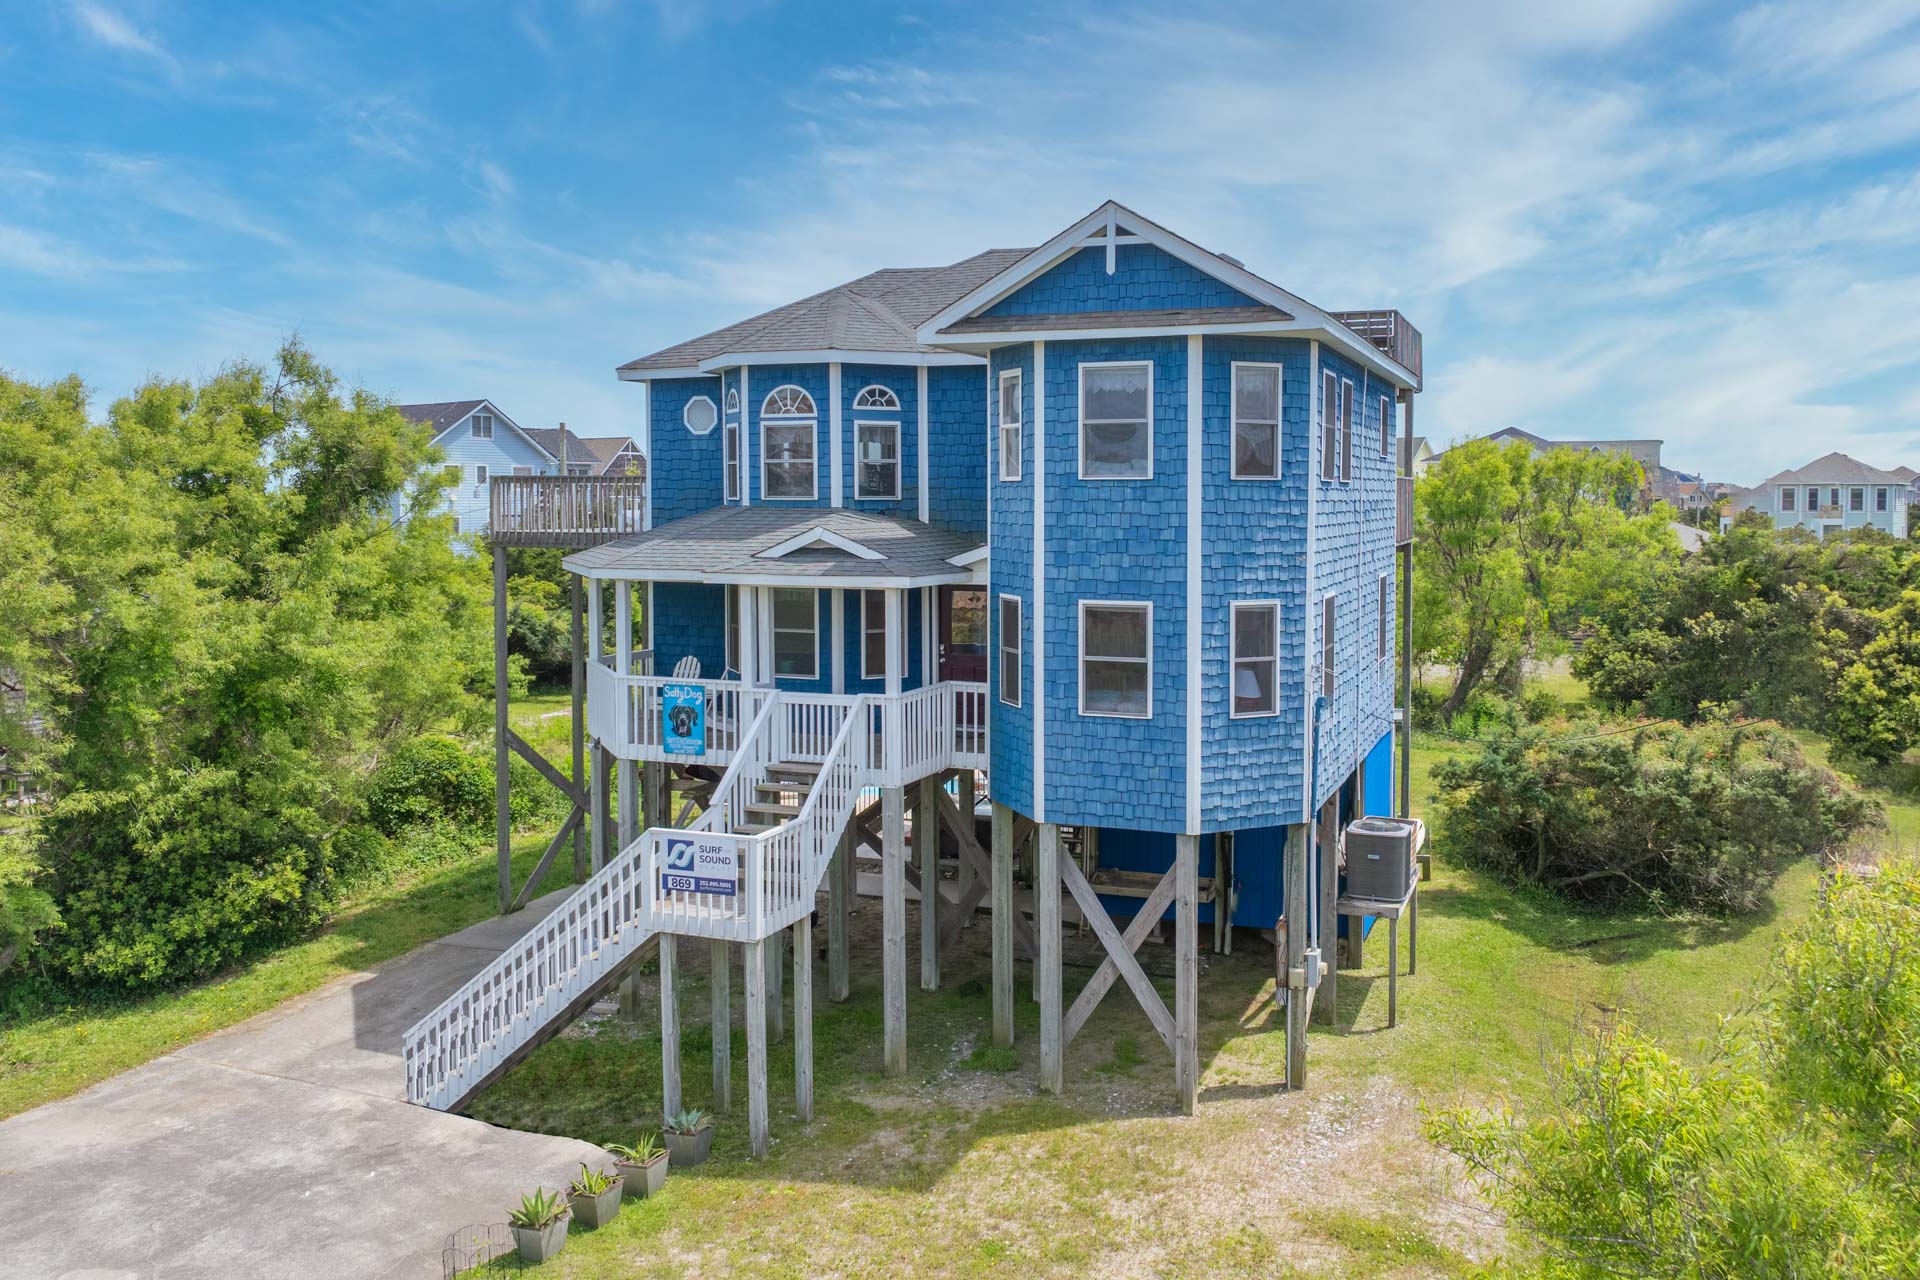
[662,1124,714,1166]
[616,1152,669,1197]
[568,1177,623,1229]
[513,1216,569,1263]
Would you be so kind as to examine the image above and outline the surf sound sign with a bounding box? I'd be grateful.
[661,833,741,897]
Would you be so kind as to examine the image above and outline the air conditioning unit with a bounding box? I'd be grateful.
[1343,816,1418,900]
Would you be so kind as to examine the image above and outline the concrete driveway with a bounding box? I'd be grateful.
[0,891,606,1280]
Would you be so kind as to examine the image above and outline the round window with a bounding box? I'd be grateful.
[683,396,718,435]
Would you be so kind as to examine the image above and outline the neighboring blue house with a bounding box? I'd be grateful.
[1726,451,1913,538]
[407,202,1423,1141]
[395,399,644,533]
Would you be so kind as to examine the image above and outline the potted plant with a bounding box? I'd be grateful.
[566,1163,624,1229]
[507,1187,569,1263]
[606,1134,670,1198]
[661,1108,715,1167]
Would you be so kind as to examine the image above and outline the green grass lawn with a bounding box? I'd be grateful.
[0,697,587,1120]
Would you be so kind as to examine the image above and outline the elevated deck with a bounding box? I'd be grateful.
[487,474,646,548]
[1332,308,1422,389]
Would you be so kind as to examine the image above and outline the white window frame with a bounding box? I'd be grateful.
[1078,361,1155,481]
[1877,487,1889,513]
[511,465,533,476]
[1807,487,1819,510]
[1078,599,1153,719]
[1829,487,1841,509]
[724,388,740,414]
[1320,371,1338,482]
[1850,486,1865,512]
[1779,485,1796,512]
[724,587,741,675]
[860,590,889,680]
[999,594,1022,708]
[474,464,488,487]
[760,385,818,501]
[769,587,819,680]
[1321,591,1337,700]
[470,412,493,439]
[1379,393,1393,459]
[854,418,901,500]
[1229,601,1280,719]
[1339,378,1354,483]
[998,369,1023,482]
[1229,361,1282,482]
[853,384,901,412]
[683,394,718,435]
[1378,572,1391,662]
[723,417,741,501]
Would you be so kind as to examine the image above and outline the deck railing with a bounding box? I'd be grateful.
[488,475,647,547]
[1332,309,1422,387]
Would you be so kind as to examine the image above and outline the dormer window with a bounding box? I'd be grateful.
[1079,362,1153,480]
[471,412,493,439]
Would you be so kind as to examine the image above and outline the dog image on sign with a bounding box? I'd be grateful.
[661,834,739,897]
[661,683,705,756]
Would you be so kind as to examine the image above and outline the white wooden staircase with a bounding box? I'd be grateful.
[403,683,986,1111]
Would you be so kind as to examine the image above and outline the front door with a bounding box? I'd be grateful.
[937,586,988,682]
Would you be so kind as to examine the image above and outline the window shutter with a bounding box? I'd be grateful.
[1321,594,1336,699]
[1321,371,1337,481]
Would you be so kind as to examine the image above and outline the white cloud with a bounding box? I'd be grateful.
[70,0,172,64]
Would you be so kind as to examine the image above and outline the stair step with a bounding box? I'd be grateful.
[736,821,780,835]
[766,762,821,780]
[746,800,802,818]
[754,780,805,798]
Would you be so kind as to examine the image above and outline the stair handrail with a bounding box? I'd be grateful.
[691,688,783,833]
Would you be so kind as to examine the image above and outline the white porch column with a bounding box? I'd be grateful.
[884,588,904,774]
[616,581,637,846]
[738,585,760,689]
[587,578,608,870]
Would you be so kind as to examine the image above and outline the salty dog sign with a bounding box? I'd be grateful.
[661,834,741,897]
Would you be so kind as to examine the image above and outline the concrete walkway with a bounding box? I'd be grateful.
[0,891,606,1280]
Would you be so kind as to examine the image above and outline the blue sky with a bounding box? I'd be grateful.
[4,0,1919,482]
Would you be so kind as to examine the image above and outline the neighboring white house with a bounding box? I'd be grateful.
[1726,452,1912,538]
[395,400,643,533]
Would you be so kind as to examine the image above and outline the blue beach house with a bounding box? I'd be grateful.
[405,203,1423,1150]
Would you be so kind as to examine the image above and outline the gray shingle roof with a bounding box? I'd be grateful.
[522,428,641,475]
[396,400,488,434]
[617,249,1032,374]
[562,507,982,586]
[942,303,1289,335]
[1758,452,1912,488]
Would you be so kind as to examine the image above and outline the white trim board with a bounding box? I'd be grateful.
[755,526,887,561]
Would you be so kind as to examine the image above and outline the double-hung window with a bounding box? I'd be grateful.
[471,412,493,439]
[1851,487,1865,512]
[770,588,818,679]
[855,420,900,499]
[1321,593,1336,700]
[998,595,1022,707]
[1878,487,1889,513]
[1231,603,1278,717]
[1231,363,1281,480]
[1320,371,1338,481]
[1780,486,1796,512]
[1379,393,1393,459]
[723,393,741,501]
[761,386,818,499]
[474,464,488,486]
[861,591,888,680]
[998,370,1022,481]
[1079,362,1153,479]
[1807,487,1819,510]
[1829,487,1842,509]
[1378,573,1391,661]
[1338,380,1354,482]
[1080,601,1152,718]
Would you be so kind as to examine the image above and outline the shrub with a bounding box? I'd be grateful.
[1431,721,1879,913]
[1428,861,1920,1278]
[367,736,492,834]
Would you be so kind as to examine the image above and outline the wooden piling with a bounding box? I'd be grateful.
[1037,822,1062,1094]
[991,801,1015,1048]
[883,785,908,1075]
[794,917,813,1122]
[827,827,851,1002]
[660,935,681,1116]
[1174,833,1199,1114]
[710,940,731,1112]
[569,574,586,882]
[1284,824,1310,1088]
[493,544,511,913]
[744,938,768,1158]
[768,928,785,1043]
[917,779,939,991]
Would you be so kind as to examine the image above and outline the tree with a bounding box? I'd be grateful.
[0,344,494,987]
[1415,439,1677,719]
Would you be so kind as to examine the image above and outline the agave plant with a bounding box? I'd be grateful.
[664,1107,711,1135]
[508,1187,568,1230]
[569,1163,615,1197]
[606,1133,663,1164]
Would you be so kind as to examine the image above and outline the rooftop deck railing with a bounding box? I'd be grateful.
[487,475,646,548]
[1332,309,1422,387]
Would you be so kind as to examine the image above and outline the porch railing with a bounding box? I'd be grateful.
[1331,309,1423,387]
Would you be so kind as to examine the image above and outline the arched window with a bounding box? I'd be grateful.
[724,387,740,415]
[762,385,816,418]
[761,385,817,499]
[853,385,900,412]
